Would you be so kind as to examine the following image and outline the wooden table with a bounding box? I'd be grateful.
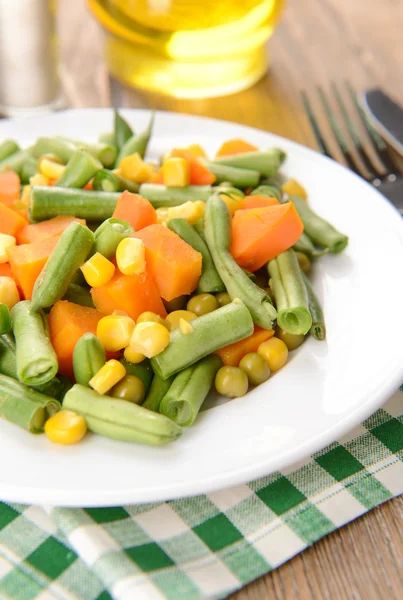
[58,1,403,598]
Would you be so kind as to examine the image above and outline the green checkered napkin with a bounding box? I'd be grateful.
[0,390,402,600]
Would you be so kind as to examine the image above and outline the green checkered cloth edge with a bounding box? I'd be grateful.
[0,390,402,600]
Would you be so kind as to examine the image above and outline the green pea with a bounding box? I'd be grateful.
[275,327,305,351]
[239,353,271,386]
[187,293,218,316]
[215,366,248,398]
[110,375,145,404]
[216,292,231,307]
[164,295,188,312]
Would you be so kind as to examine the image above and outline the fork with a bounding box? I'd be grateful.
[301,82,403,214]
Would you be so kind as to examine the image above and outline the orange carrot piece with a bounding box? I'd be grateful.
[134,224,202,301]
[215,327,275,366]
[112,191,157,231]
[16,216,86,245]
[48,300,105,379]
[231,203,304,271]
[0,172,21,207]
[215,139,258,158]
[7,236,58,300]
[149,168,164,184]
[170,149,216,185]
[0,203,28,236]
[241,195,280,210]
[91,268,167,322]
[0,263,13,278]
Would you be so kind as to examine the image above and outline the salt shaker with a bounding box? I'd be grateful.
[0,0,61,117]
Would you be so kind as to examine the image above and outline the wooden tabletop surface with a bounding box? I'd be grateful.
[58,1,403,598]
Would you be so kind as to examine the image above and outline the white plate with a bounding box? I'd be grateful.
[1,109,402,507]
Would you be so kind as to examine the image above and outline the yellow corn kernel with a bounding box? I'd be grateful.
[258,337,288,372]
[159,201,205,226]
[0,277,19,309]
[129,322,170,358]
[19,185,31,209]
[119,153,153,183]
[123,347,146,364]
[136,311,171,330]
[97,315,135,352]
[30,173,49,187]
[219,192,244,215]
[116,238,146,276]
[162,157,190,187]
[45,410,87,445]
[80,252,115,288]
[179,318,193,335]
[166,310,197,330]
[187,144,207,158]
[39,158,66,180]
[281,178,307,200]
[89,360,126,395]
[156,207,169,224]
[0,234,16,263]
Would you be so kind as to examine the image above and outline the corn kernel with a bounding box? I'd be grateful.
[157,201,205,226]
[39,158,66,180]
[281,178,307,200]
[89,360,126,395]
[116,238,146,276]
[163,157,190,187]
[80,252,115,288]
[30,173,49,187]
[0,234,16,263]
[97,315,135,352]
[156,207,169,224]
[187,144,207,158]
[136,311,171,330]
[123,347,146,364]
[166,310,197,330]
[20,185,31,208]
[45,410,87,445]
[0,277,19,309]
[179,318,193,334]
[119,153,153,183]
[129,322,170,358]
[258,337,288,372]
[219,191,244,215]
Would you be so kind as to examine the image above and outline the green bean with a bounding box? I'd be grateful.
[268,250,312,335]
[98,132,116,147]
[301,272,326,340]
[34,375,73,402]
[0,304,11,334]
[73,333,106,386]
[92,169,139,193]
[120,358,154,395]
[160,354,222,426]
[204,193,277,329]
[29,186,120,222]
[139,183,212,207]
[0,333,17,379]
[167,218,225,293]
[116,111,155,165]
[11,301,58,386]
[291,196,348,253]
[93,218,133,259]
[293,232,328,258]
[31,222,94,312]
[56,149,102,188]
[0,374,61,433]
[79,142,117,169]
[62,283,95,308]
[142,373,173,412]
[251,184,282,201]
[151,300,253,380]
[63,384,182,445]
[193,218,206,241]
[201,160,260,188]
[0,140,20,162]
[20,157,38,184]
[0,147,34,175]
[32,137,76,163]
[212,148,286,177]
[114,110,134,151]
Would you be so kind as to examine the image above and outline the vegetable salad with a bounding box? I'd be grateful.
[0,111,348,446]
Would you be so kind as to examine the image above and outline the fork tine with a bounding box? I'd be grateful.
[345,81,398,176]
[316,86,364,177]
[301,91,332,158]
[331,82,382,179]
